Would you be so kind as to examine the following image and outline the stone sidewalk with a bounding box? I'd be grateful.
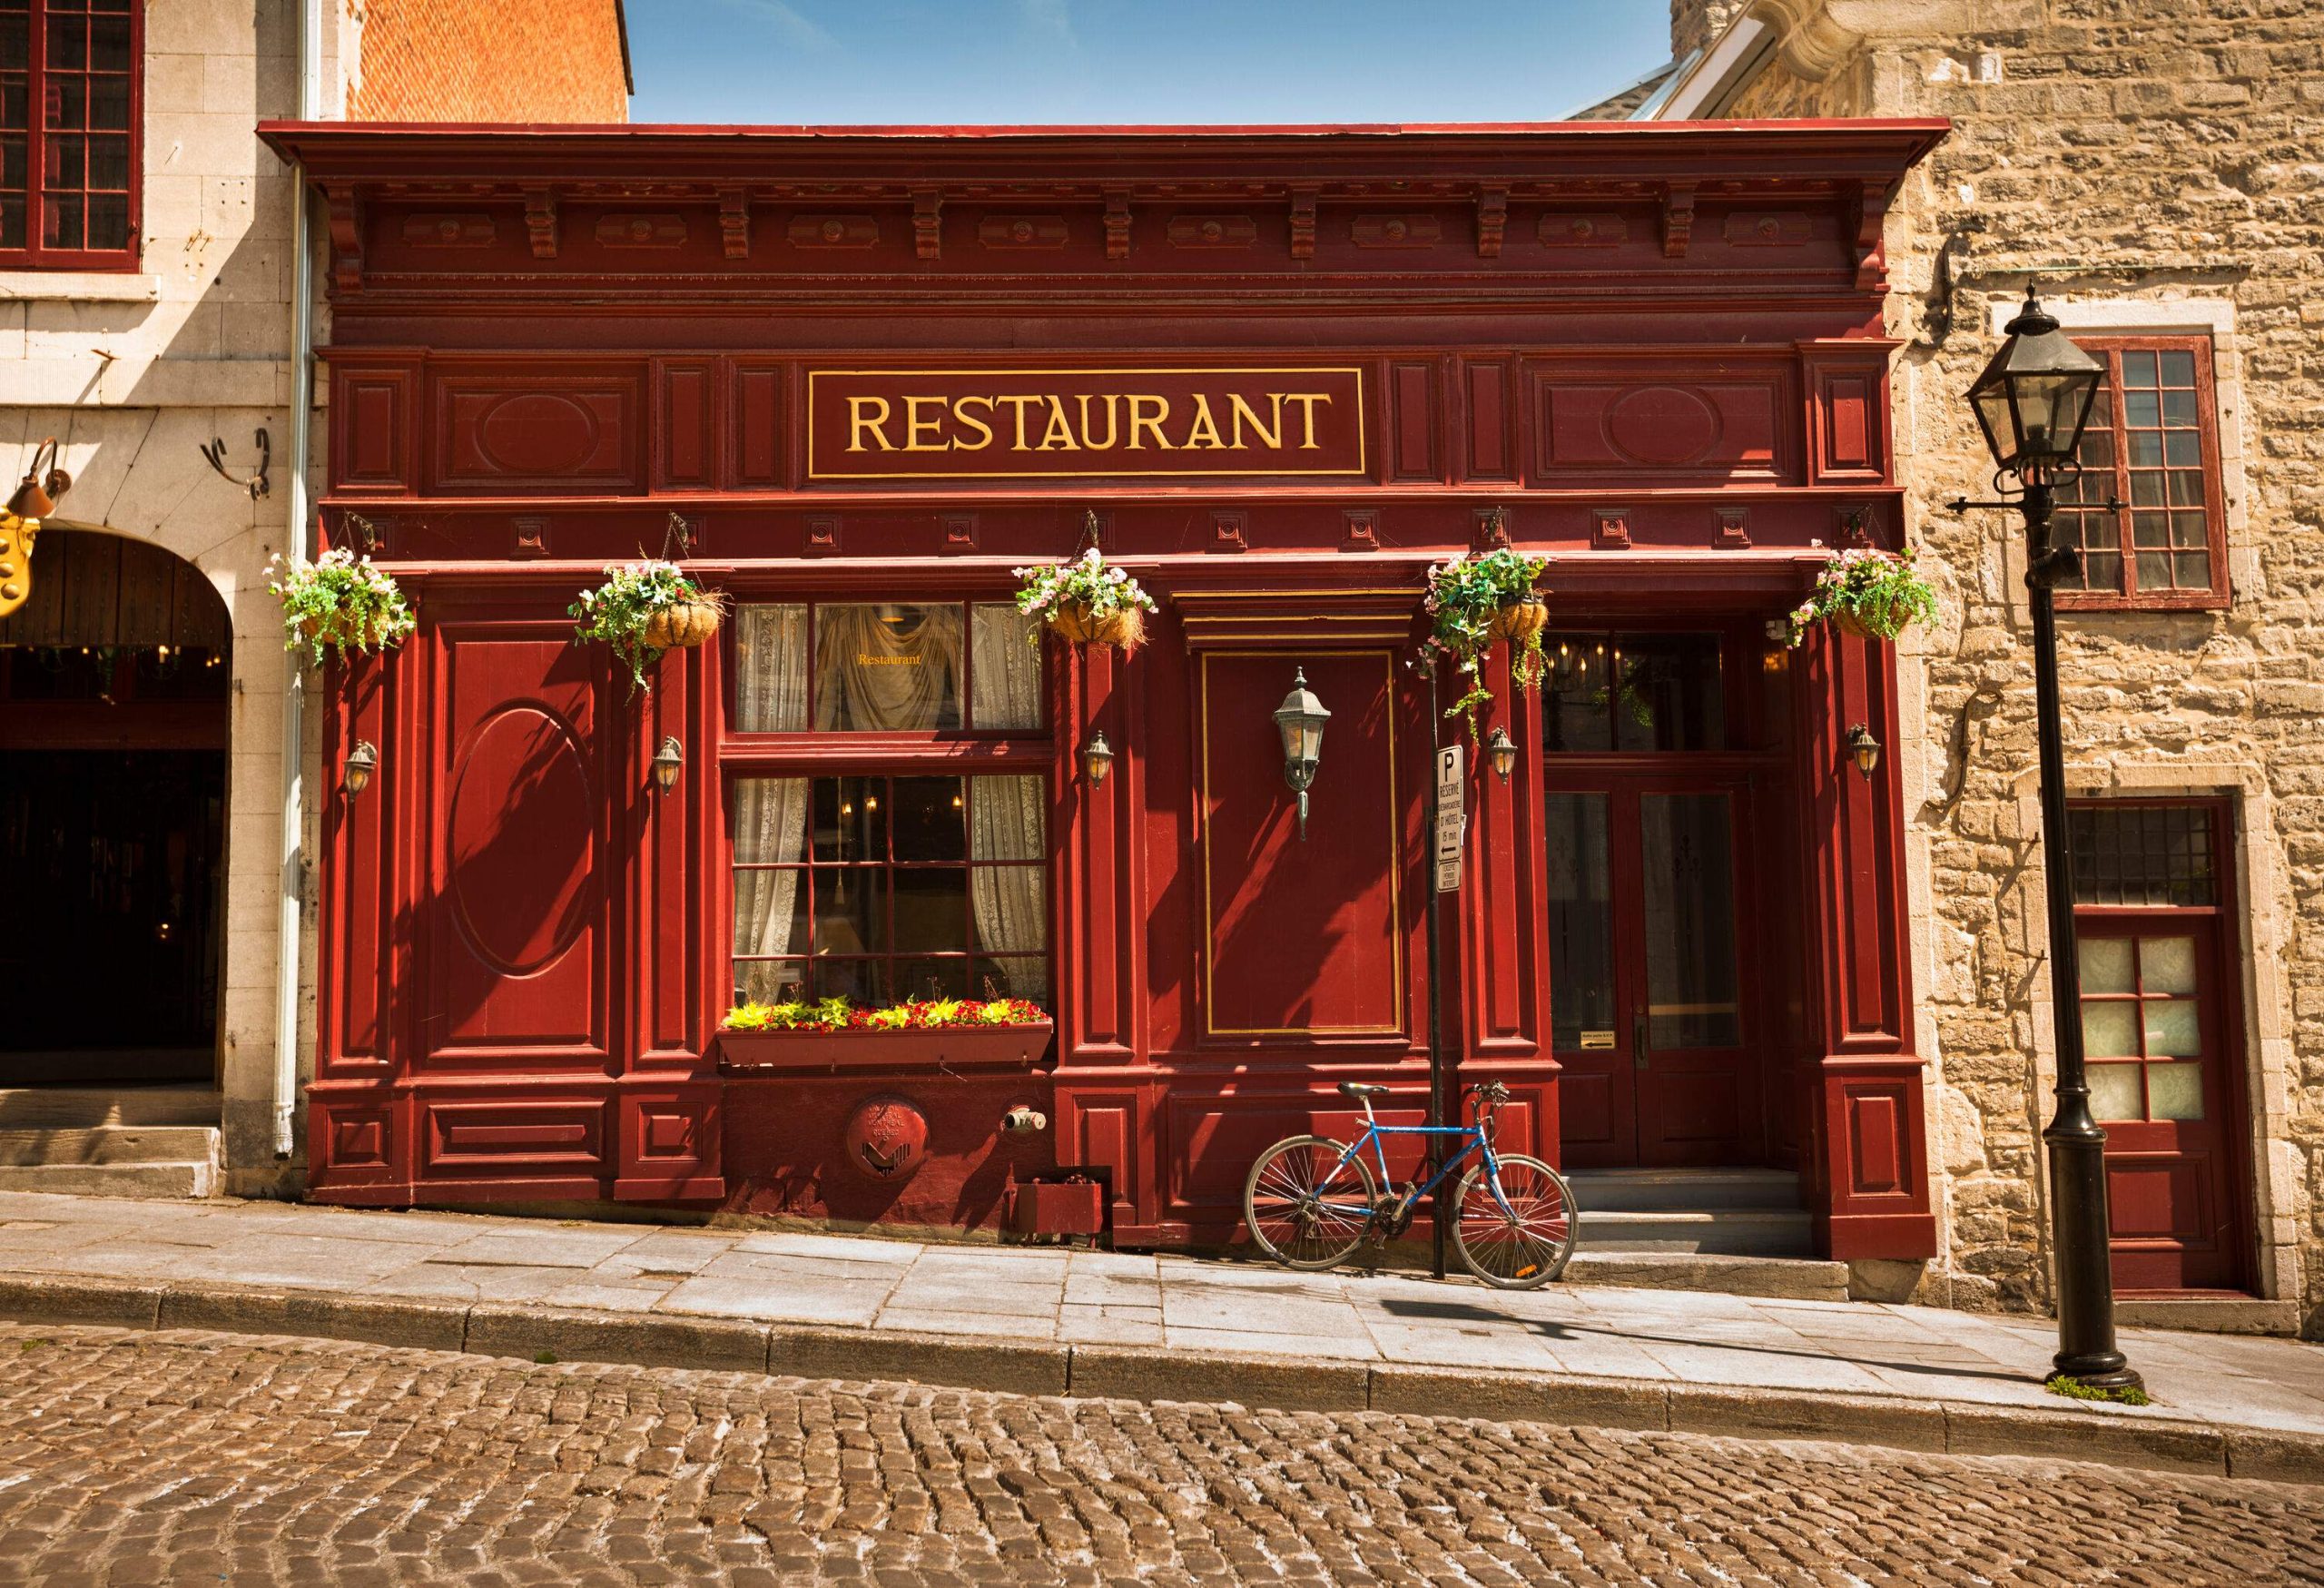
[1,1189,2319,1482]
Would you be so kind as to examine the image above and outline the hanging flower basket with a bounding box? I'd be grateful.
[1486,596,1550,646]
[641,597,723,651]
[269,548,417,671]
[1420,547,1551,743]
[569,560,727,695]
[1046,598,1145,650]
[1014,547,1158,653]
[1787,549,1938,647]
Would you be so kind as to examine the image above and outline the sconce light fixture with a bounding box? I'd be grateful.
[1844,723,1881,782]
[1272,666,1330,842]
[1485,725,1519,784]
[0,437,71,623]
[652,735,685,794]
[342,739,379,799]
[1082,729,1114,786]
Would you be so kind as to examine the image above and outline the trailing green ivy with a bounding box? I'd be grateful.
[1420,547,1551,741]
[1787,547,1939,646]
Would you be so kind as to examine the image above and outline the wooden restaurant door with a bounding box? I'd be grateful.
[1538,630,1766,1170]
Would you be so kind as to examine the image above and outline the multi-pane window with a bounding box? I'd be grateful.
[1,0,139,267]
[1541,631,1725,753]
[2077,932,2207,1122]
[2069,803,2217,908]
[2053,340,2227,609]
[725,600,1050,1012]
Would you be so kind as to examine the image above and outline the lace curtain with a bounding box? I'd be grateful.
[969,605,1049,1001]
[731,606,808,1001]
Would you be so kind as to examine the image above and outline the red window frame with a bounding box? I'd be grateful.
[2053,337,2230,613]
[1,0,143,271]
[716,594,1059,1014]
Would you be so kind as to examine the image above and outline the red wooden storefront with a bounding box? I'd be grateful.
[262,119,1946,1263]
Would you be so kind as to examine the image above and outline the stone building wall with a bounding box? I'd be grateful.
[1699,0,2320,1331]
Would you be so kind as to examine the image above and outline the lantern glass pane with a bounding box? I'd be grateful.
[1973,384,2017,466]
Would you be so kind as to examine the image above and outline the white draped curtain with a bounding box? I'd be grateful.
[813,604,963,731]
[731,605,809,1001]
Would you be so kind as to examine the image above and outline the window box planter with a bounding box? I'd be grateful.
[717,1020,1055,1074]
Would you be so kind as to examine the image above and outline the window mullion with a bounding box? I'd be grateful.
[2110,350,2137,596]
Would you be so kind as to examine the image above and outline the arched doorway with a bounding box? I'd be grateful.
[0,529,231,1087]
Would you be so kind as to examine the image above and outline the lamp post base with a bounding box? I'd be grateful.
[2044,1122,2142,1394]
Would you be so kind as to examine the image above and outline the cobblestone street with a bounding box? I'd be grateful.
[0,1327,2317,1585]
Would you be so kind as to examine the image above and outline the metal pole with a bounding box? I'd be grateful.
[1422,659,1448,1280]
[2024,480,2141,1392]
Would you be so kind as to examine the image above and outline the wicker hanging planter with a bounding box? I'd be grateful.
[1832,600,1913,642]
[642,597,723,651]
[1486,597,1550,646]
[1047,599,1145,652]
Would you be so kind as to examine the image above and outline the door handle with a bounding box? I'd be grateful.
[1632,1010,1649,1071]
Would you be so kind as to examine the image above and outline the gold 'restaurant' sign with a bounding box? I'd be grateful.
[806,367,1367,481]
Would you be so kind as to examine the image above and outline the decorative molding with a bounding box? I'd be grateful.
[1473,504,1512,550]
[1103,188,1131,261]
[978,214,1068,251]
[1539,212,1627,248]
[1851,180,1888,291]
[718,187,750,260]
[1288,185,1319,261]
[522,185,558,259]
[320,182,364,292]
[1745,0,1866,82]
[512,516,550,558]
[403,212,495,247]
[596,212,688,249]
[1715,506,1751,549]
[789,213,877,250]
[1209,508,1248,553]
[1341,507,1380,552]
[911,188,943,261]
[807,514,839,553]
[1166,213,1256,250]
[1724,211,1811,247]
[1659,182,1697,259]
[1352,213,1440,250]
[1591,507,1632,550]
[940,511,977,549]
[1475,187,1508,259]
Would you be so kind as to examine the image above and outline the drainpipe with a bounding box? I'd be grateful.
[272,0,324,1162]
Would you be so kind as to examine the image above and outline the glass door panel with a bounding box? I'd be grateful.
[1545,793,1616,1053]
[1640,793,1741,1051]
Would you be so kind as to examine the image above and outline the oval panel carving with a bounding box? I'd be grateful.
[448,704,596,978]
[1602,385,1722,467]
[475,391,601,477]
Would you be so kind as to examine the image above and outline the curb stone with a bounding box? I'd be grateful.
[0,1271,2313,1486]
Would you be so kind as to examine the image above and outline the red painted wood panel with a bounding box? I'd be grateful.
[1197,650,1403,1040]
[1390,361,1437,481]
[1465,360,1513,481]
[734,365,783,486]
[336,370,412,493]
[429,370,645,492]
[425,626,609,1071]
[656,360,715,488]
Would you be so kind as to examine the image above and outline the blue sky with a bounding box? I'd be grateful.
[625,1,1672,125]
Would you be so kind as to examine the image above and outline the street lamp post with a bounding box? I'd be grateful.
[1953,288,2142,1394]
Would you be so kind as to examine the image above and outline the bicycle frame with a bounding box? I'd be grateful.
[1328,1090,1521,1223]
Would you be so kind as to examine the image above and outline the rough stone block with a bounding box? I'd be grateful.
[2225,1428,2324,1486]
[0,1274,164,1329]
[773,1326,1068,1397]
[1366,1365,1669,1431]
[1944,1404,2227,1475]
[1672,1386,1949,1453]
[467,1304,769,1376]
[160,1284,468,1352]
[1068,1345,1367,1414]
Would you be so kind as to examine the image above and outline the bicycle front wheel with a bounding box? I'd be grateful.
[1244,1135,1376,1271]
[1452,1152,1576,1289]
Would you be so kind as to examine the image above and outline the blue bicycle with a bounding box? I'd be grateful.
[1242,1080,1576,1288]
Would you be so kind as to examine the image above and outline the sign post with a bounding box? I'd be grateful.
[1423,679,1465,1279]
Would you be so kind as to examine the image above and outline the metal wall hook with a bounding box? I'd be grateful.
[199,429,271,499]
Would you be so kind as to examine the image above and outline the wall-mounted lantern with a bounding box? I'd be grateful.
[1843,723,1881,783]
[0,437,71,623]
[1083,729,1114,786]
[1485,725,1519,784]
[652,735,685,794]
[342,740,379,799]
[1272,666,1330,842]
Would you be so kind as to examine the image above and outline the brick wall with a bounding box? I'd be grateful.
[1693,0,2321,1332]
[351,0,628,122]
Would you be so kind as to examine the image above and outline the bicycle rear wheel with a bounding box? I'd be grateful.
[1244,1135,1376,1271]
[1451,1152,1575,1289]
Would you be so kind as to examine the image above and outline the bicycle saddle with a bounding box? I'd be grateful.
[1336,1081,1390,1100]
